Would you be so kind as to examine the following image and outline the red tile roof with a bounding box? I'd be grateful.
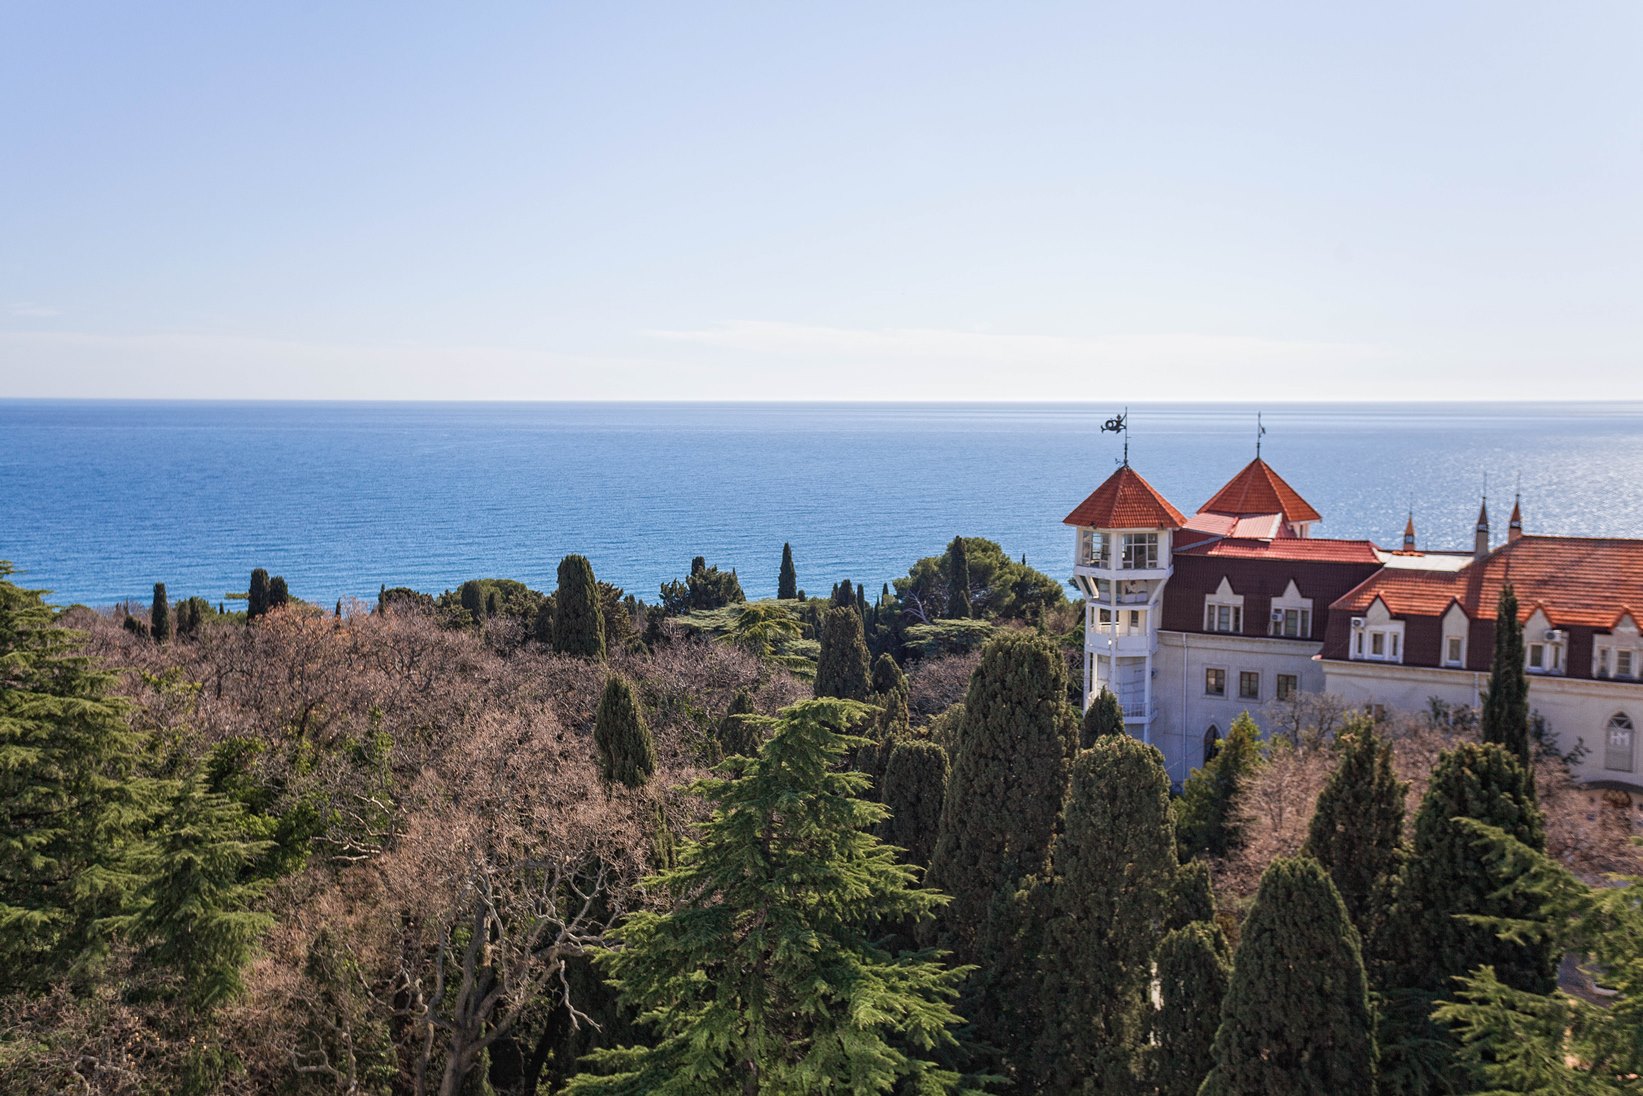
[1176,536,1383,565]
[1331,535,1643,628]
[1199,458,1323,525]
[1183,511,1290,541]
[1063,464,1187,529]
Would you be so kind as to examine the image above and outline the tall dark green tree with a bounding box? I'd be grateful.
[814,605,872,701]
[150,581,172,644]
[877,739,949,868]
[458,579,486,626]
[594,677,657,788]
[1201,856,1376,1096]
[1481,583,1531,765]
[248,567,270,619]
[1175,711,1262,860]
[1165,858,1217,931]
[553,555,606,659]
[713,688,763,761]
[777,542,797,600]
[945,537,972,619]
[1302,716,1405,939]
[1080,685,1125,747]
[563,699,979,1095]
[0,563,158,993]
[1148,921,1232,1096]
[1030,736,1178,1093]
[872,652,907,699]
[268,575,290,610]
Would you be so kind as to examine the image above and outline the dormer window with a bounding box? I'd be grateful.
[1524,613,1566,675]
[1269,581,1314,639]
[1593,617,1641,680]
[1350,601,1404,664]
[1445,636,1464,667]
[1441,602,1470,669]
[1121,533,1159,570]
[1204,578,1245,635]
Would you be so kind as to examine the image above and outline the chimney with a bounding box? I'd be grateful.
[1474,499,1490,560]
[1509,495,1523,543]
[1402,513,1416,552]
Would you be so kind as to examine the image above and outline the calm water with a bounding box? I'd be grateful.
[3,400,1642,608]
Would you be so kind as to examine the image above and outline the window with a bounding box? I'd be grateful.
[1270,607,1312,638]
[1082,530,1109,567]
[1371,632,1385,656]
[1445,636,1464,667]
[1598,648,1611,678]
[1354,623,1405,664]
[1121,533,1159,570]
[1276,673,1298,701]
[1205,603,1243,633]
[1203,725,1221,763]
[1605,713,1635,772]
[1205,668,1226,696]
[1621,650,1635,679]
[1529,643,1545,670]
[1239,671,1260,700]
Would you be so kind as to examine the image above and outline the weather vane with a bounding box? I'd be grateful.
[1256,412,1266,459]
[1101,408,1130,467]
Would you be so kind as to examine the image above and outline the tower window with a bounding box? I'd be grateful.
[1121,534,1159,570]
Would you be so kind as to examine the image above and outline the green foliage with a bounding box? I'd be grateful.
[659,556,746,615]
[0,563,159,993]
[777,542,797,600]
[1148,921,1232,1096]
[1303,716,1405,938]
[878,739,949,868]
[720,601,801,658]
[248,567,270,619]
[1165,859,1217,932]
[268,575,291,610]
[1080,685,1124,747]
[814,605,872,701]
[1029,736,1178,1093]
[150,582,172,643]
[904,619,996,659]
[1175,711,1262,860]
[872,652,907,698]
[594,677,657,788]
[893,536,1066,624]
[290,927,397,1093]
[1482,583,1531,765]
[946,537,973,619]
[378,585,435,615]
[564,699,980,1095]
[175,595,217,637]
[1202,856,1376,1096]
[458,579,486,626]
[553,555,607,659]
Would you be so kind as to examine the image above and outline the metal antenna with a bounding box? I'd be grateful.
[1256,412,1266,459]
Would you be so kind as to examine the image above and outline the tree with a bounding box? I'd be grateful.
[660,556,746,614]
[553,555,606,659]
[777,542,797,600]
[564,699,979,1095]
[878,738,949,868]
[248,567,271,619]
[1148,921,1232,1096]
[894,537,1064,624]
[1175,711,1262,859]
[150,581,172,643]
[721,602,800,659]
[872,652,907,699]
[814,605,872,701]
[1080,685,1125,747]
[945,537,972,619]
[1201,856,1376,1096]
[1030,736,1178,1093]
[713,688,763,761]
[1302,716,1405,938]
[1165,859,1217,932]
[458,579,486,627]
[268,574,291,610]
[594,677,656,788]
[1481,583,1531,765]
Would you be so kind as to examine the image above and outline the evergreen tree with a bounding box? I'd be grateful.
[1148,921,1232,1096]
[248,567,270,619]
[1201,856,1376,1096]
[0,564,158,992]
[872,652,907,699]
[268,574,290,610]
[1080,684,1125,747]
[553,555,606,659]
[150,581,172,643]
[1175,711,1262,860]
[946,537,972,619]
[129,775,275,1013]
[1165,859,1217,932]
[594,677,657,788]
[814,605,872,701]
[1481,583,1531,765]
[1302,717,1405,938]
[831,578,856,609]
[713,688,763,761]
[1030,736,1178,1093]
[564,699,978,1095]
[878,739,949,868]
[459,579,486,627]
[777,542,797,600]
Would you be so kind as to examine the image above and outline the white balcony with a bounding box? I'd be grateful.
[1086,631,1158,656]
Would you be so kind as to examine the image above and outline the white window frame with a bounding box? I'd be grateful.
[1121,533,1159,570]
[1204,577,1245,636]
[1605,712,1636,772]
[1269,580,1314,639]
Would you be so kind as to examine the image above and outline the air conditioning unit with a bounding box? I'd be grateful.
[1271,608,1286,621]
[1545,629,1566,643]
[1350,617,1366,630]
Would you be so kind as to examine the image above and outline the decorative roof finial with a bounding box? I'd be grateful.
[1255,412,1266,460]
[1100,408,1130,467]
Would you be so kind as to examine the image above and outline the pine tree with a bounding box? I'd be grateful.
[150,581,172,643]
[878,739,949,868]
[0,563,158,993]
[1201,856,1376,1096]
[129,775,275,1013]
[1481,583,1531,765]
[268,574,290,610]
[1175,711,1262,860]
[1302,716,1405,938]
[248,567,270,619]
[563,699,978,1095]
[713,688,763,761]
[1148,921,1232,1096]
[1030,736,1178,1092]
[1165,859,1217,932]
[594,677,656,788]
[777,542,797,600]
[814,605,872,701]
[1080,684,1125,747]
[553,555,606,659]
[946,537,972,619]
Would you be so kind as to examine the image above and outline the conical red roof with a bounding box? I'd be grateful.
[1063,464,1186,529]
[1199,458,1322,524]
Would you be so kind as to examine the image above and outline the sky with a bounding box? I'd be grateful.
[1,2,1640,401]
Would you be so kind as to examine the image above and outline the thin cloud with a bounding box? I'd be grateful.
[6,302,62,319]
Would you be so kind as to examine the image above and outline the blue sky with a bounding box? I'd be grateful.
[2,3,1639,400]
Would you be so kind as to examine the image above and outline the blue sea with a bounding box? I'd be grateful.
[4,400,1643,608]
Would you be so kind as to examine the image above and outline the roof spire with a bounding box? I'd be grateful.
[1474,481,1491,560]
[1099,408,1130,467]
[1509,492,1523,543]
[1403,510,1416,552]
[1255,412,1266,459]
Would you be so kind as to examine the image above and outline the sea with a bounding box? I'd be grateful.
[3,400,1642,609]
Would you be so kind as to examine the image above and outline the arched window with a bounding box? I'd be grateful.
[1605,712,1635,772]
[1203,724,1222,765]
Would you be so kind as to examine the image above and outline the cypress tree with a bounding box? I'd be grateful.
[0,563,158,992]
[334,598,343,619]
[377,582,386,614]
[1175,711,1262,860]
[1302,716,1405,938]
[1481,583,1531,765]
[831,578,856,609]
[563,699,974,1094]
[855,582,867,618]
[714,688,763,761]
[459,579,486,626]
[1030,736,1179,1093]
[553,555,606,659]
[814,605,872,701]
[150,581,172,644]
[946,536,972,619]
[594,677,656,788]
[1148,921,1232,1096]
[872,651,907,698]
[777,542,797,600]
[878,738,949,868]
[248,567,270,619]
[1201,856,1376,1096]
[1080,684,1125,747]
[1165,858,1217,932]
[268,574,290,610]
